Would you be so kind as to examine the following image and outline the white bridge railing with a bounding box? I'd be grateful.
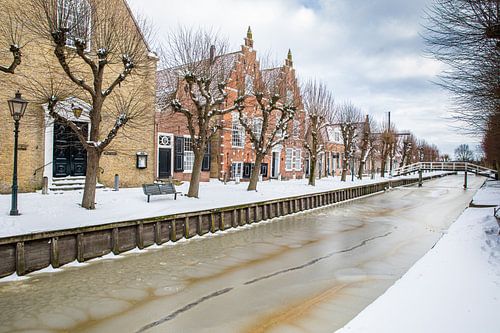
[392,162,498,179]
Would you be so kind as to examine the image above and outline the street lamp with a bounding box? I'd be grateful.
[8,91,28,216]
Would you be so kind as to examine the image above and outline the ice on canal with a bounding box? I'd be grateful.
[0,175,484,333]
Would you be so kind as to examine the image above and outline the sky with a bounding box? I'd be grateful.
[127,0,481,157]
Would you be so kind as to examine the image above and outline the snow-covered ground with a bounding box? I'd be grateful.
[0,173,437,239]
[336,179,500,333]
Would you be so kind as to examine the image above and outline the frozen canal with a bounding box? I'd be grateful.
[0,175,484,333]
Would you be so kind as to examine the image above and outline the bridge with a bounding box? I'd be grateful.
[392,162,498,185]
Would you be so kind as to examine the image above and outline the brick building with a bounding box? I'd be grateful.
[0,0,157,193]
[155,28,306,183]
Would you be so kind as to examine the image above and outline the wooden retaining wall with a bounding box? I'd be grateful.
[0,173,452,277]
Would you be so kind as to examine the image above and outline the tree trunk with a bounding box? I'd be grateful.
[341,157,348,181]
[81,148,101,209]
[248,154,264,191]
[358,160,365,180]
[187,150,205,198]
[380,157,387,178]
[308,156,317,186]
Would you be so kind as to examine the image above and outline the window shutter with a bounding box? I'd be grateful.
[202,142,211,171]
[243,163,252,178]
[174,136,184,172]
[260,163,268,177]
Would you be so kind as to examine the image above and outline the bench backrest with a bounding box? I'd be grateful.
[158,182,176,194]
[143,184,161,195]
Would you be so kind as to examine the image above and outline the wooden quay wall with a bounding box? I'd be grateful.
[0,173,454,277]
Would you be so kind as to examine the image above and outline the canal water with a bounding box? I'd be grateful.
[0,175,484,333]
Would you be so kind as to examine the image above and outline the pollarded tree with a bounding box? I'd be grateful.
[26,0,155,209]
[302,79,335,186]
[400,133,417,167]
[379,124,396,177]
[0,3,23,74]
[357,114,376,180]
[158,27,245,197]
[333,102,362,181]
[454,143,474,161]
[238,65,296,191]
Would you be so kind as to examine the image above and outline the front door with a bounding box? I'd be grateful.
[158,148,172,179]
[53,121,88,177]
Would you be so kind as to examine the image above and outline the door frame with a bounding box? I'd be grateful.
[43,97,91,184]
[157,132,174,179]
[271,146,281,179]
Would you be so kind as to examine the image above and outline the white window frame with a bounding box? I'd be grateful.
[231,161,243,179]
[293,120,300,138]
[183,136,194,172]
[295,149,302,171]
[58,0,92,51]
[285,148,293,171]
[231,113,245,148]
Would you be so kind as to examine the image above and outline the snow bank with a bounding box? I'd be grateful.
[336,182,500,333]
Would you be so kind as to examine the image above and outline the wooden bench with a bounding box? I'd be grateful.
[142,182,181,202]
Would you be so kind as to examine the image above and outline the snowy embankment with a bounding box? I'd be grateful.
[0,173,443,239]
[335,180,500,333]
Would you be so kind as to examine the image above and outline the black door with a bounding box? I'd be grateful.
[158,148,172,178]
[271,152,278,178]
[53,121,88,177]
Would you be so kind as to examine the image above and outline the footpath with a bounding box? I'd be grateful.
[335,179,500,333]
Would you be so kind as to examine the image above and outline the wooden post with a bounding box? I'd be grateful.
[220,212,225,230]
[16,242,25,276]
[197,215,203,235]
[464,170,468,189]
[155,222,162,245]
[232,210,238,227]
[51,237,60,268]
[170,220,177,241]
[112,228,120,254]
[137,223,144,249]
[184,217,190,238]
[418,169,423,187]
[210,213,216,233]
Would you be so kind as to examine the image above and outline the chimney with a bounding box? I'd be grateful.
[210,45,216,64]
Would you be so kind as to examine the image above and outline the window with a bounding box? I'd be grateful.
[286,89,294,104]
[183,137,194,172]
[231,162,243,179]
[293,120,300,138]
[245,74,254,95]
[232,113,245,148]
[253,118,263,140]
[285,148,302,171]
[335,131,340,142]
[58,0,91,50]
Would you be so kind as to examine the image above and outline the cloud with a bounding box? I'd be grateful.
[127,0,480,155]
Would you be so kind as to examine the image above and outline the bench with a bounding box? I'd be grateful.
[142,182,181,202]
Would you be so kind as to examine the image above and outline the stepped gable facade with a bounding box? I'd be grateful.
[155,28,306,182]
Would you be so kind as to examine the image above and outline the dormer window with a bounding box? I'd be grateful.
[58,0,91,50]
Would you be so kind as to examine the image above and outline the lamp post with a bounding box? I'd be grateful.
[8,91,29,216]
[351,145,355,182]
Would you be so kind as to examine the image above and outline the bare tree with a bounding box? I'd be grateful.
[357,114,376,180]
[24,0,154,209]
[158,27,244,197]
[423,0,500,134]
[302,79,335,186]
[400,133,417,166]
[333,102,362,181]
[454,143,474,161]
[379,124,396,177]
[482,112,500,172]
[238,66,296,191]
[0,4,23,74]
